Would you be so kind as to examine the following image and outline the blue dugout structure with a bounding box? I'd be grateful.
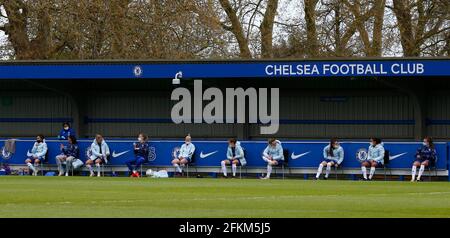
[1,58,450,140]
[0,58,449,179]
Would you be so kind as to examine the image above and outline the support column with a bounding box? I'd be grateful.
[409,89,427,140]
[70,92,89,138]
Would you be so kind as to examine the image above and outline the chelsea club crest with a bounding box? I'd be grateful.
[133,65,143,77]
[356,148,368,162]
[1,146,13,160]
[147,146,156,161]
[172,147,181,160]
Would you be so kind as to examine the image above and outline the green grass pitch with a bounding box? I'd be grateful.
[0,176,449,218]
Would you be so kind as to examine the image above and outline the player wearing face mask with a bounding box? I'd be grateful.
[171,134,195,175]
[360,138,385,181]
[24,134,48,176]
[126,133,150,177]
[411,136,437,182]
[58,122,76,140]
[315,138,344,180]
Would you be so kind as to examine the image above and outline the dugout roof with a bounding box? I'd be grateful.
[0,57,448,80]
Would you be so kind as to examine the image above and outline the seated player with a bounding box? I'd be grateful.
[126,133,149,177]
[25,134,48,176]
[360,138,385,181]
[261,138,284,180]
[56,135,80,176]
[220,138,246,178]
[171,134,195,175]
[57,122,76,140]
[86,134,110,177]
[411,136,437,182]
[315,138,344,180]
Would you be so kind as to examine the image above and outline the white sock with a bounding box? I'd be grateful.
[411,166,417,180]
[417,165,425,180]
[87,164,94,173]
[316,164,324,178]
[232,164,237,177]
[174,164,182,173]
[96,164,101,176]
[27,162,36,172]
[361,166,367,179]
[58,160,65,173]
[266,164,272,178]
[325,164,331,178]
[221,161,227,176]
[56,160,62,172]
[65,159,72,172]
[369,167,376,179]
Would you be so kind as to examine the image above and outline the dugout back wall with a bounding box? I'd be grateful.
[0,59,449,140]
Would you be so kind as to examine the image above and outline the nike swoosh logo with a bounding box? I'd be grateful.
[112,150,129,158]
[291,151,311,160]
[200,151,218,159]
[389,152,407,160]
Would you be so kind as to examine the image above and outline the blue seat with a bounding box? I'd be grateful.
[185,152,196,178]
[427,157,438,181]
[273,149,289,179]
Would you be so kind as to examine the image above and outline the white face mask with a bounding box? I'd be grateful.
[422,142,427,146]
[64,127,69,130]
[138,137,143,142]
[185,141,191,145]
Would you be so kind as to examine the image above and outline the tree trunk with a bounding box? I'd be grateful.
[260,0,278,58]
[218,0,252,58]
[346,0,386,57]
[2,0,58,59]
[371,0,386,56]
[110,0,131,59]
[304,0,319,57]
[392,0,418,56]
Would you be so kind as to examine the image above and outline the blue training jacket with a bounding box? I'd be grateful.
[58,128,76,140]
[415,145,437,162]
[134,142,149,159]
[61,144,79,158]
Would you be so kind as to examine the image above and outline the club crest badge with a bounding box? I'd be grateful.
[133,65,143,77]
[172,147,181,160]
[147,146,156,161]
[356,148,368,162]
[1,147,13,160]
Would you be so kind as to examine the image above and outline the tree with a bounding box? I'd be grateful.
[0,0,65,59]
[260,0,278,58]
[304,0,319,57]
[1,0,448,60]
[217,0,252,58]
[216,0,279,58]
[344,0,387,56]
[391,0,449,56]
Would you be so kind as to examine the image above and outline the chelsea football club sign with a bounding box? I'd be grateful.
[264,62,425,76]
